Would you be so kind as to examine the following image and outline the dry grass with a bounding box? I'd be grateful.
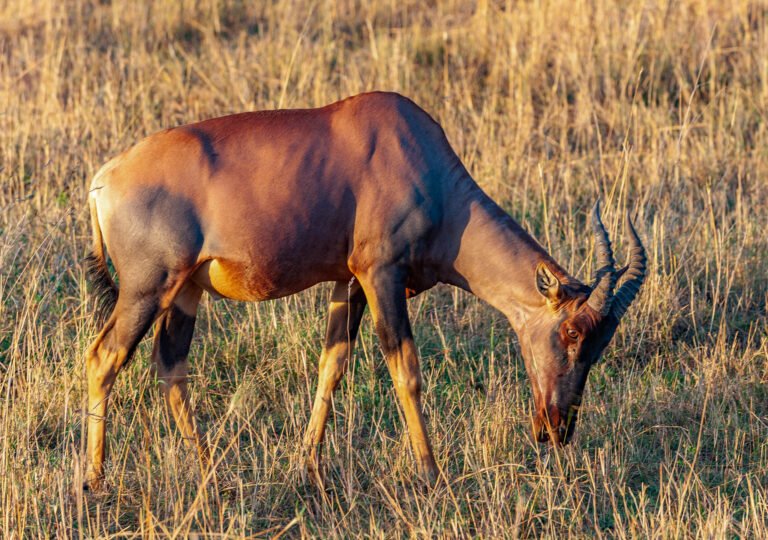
[1,0,768,537]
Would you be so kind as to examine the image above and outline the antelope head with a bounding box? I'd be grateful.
[517,202,646,446]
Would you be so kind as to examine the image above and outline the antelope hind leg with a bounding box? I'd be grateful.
[151,283,210,474]
[84,293,159,491]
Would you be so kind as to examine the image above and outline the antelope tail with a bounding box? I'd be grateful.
[85,194,118,325]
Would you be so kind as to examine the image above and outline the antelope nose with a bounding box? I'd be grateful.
[560,404,580,445]
[533,407,577,446]
[533,411,562,444]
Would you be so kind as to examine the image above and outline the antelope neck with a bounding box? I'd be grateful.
[442,184,573,331]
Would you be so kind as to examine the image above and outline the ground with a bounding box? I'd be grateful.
[1,0,767,537]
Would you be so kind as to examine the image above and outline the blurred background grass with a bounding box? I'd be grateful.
[1,0,767,536]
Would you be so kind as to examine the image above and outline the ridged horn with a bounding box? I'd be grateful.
[586,201,617,316]
[611,212,647,320]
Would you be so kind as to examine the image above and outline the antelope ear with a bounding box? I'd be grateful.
[535,263,563,305]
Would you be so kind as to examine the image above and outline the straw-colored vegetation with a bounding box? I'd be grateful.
[2,0,767,537]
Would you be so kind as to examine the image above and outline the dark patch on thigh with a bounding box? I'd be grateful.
[156,305,197,368]
[108,187,204,290]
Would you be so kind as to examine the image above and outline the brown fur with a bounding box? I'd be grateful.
[83,92,643,490]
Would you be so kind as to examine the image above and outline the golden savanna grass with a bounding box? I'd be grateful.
[2,0,768,537]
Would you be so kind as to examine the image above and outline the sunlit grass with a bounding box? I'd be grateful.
[1,0,767,536]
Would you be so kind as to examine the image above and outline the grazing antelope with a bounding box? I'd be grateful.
[84,91,645,491]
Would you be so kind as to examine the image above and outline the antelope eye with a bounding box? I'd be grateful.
[566,328,579,340]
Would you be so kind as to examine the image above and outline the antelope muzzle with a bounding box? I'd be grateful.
[533,404,579,446]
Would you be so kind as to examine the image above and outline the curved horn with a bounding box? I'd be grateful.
[586,201,617,316]
[611,212,647,320]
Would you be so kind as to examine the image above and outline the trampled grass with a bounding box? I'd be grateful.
[1,0,767,537]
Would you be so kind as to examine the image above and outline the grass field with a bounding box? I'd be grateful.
[2,0,768,537]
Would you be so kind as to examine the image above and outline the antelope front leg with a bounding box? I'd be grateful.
[359,268,438,485]
[303,280,366,486]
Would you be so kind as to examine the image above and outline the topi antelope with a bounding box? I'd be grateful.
[84,92,645,491]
